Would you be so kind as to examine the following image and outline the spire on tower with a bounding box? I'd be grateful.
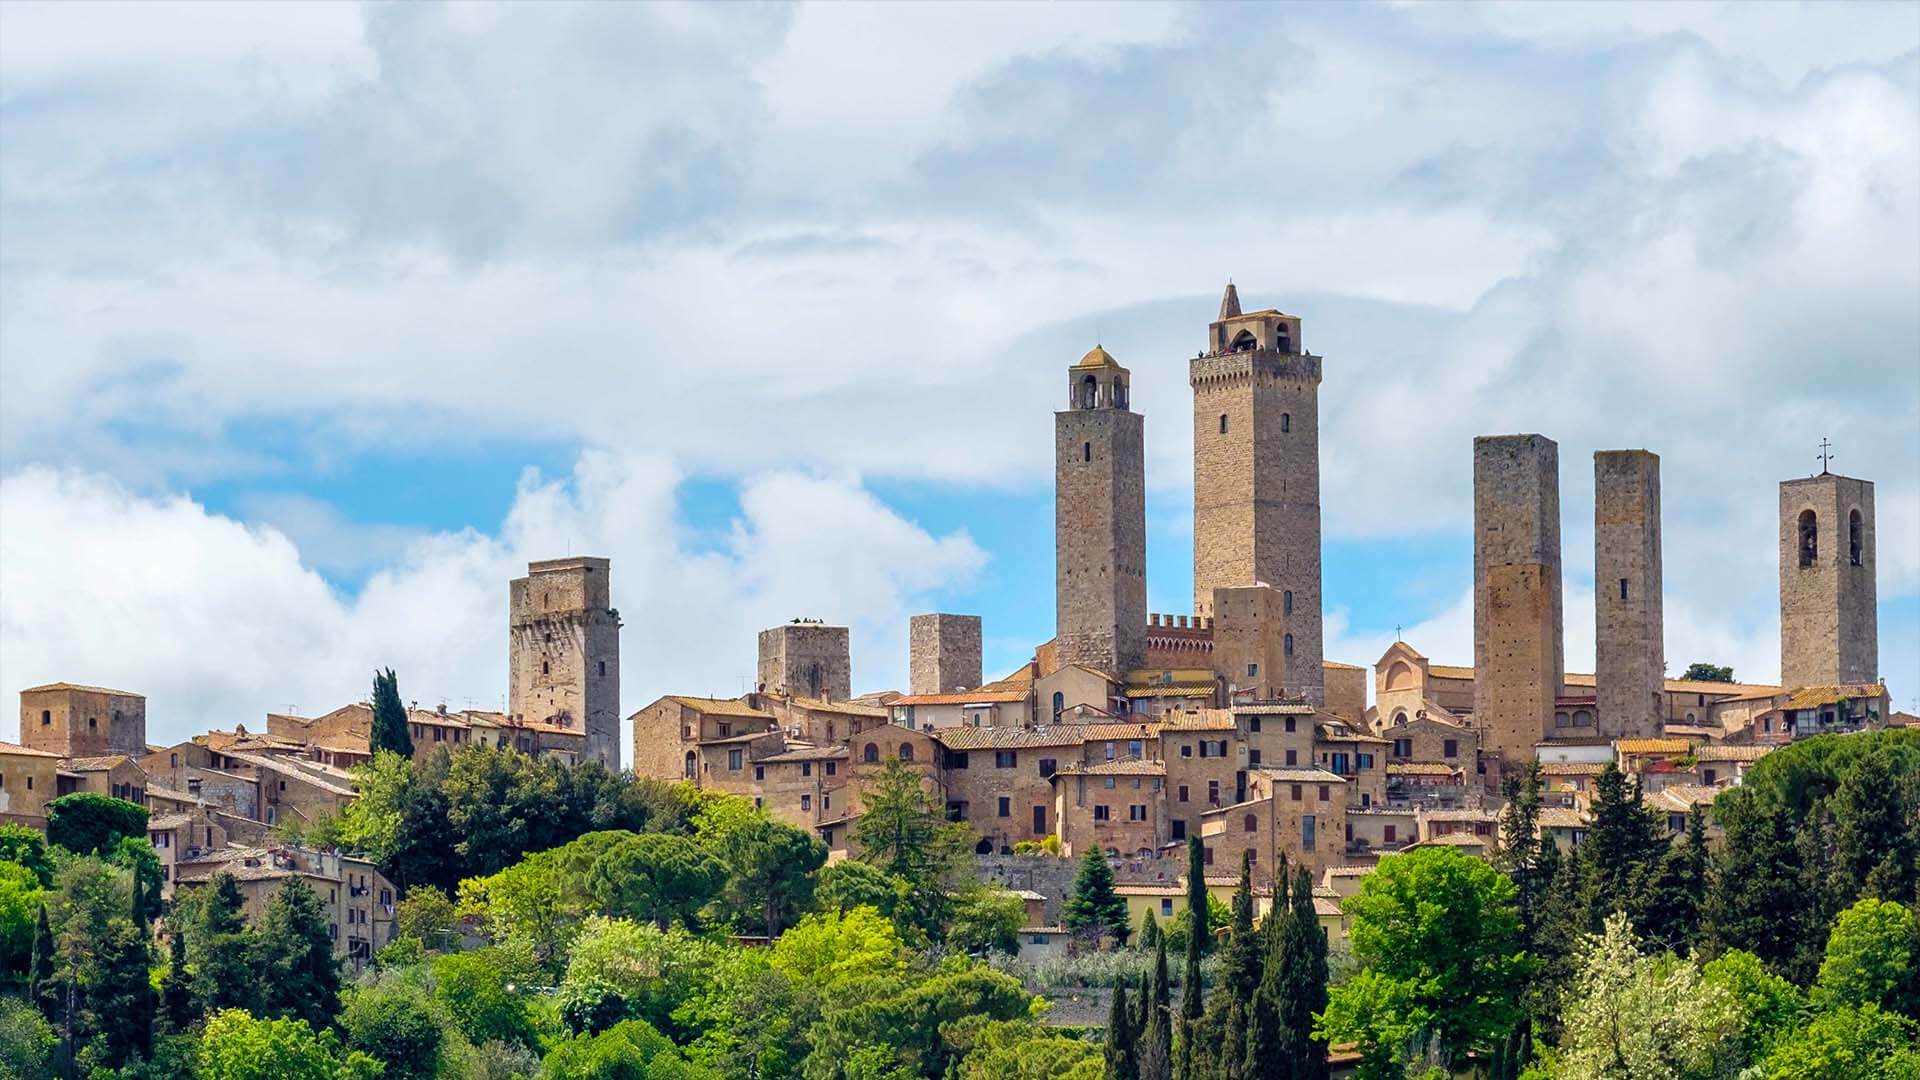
[1218,281,1241,319]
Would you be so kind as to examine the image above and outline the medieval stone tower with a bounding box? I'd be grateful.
[1190,284,1324,703]
[909,613,982,695]
[1473,435,1564,766]
[758,622,852,701]
[1780,471,1877,688]
[1055,345,1147,675]
[508,557,620,769]
[1594,450,1665,739]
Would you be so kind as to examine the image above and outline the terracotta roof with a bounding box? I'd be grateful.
[1256,766,1346,783]
[1160,711,1236,731]
[756,744,850,763]
[1539,807,1589,829]
[1693,744,1772,763]
[665,696,774,719]
[1229,702,1318,716]
[1313,897,1345,918]
[1784,684,1886,711]
[1124,684,1216,699]
[890,689,1029,706]
[1053,760,1165,777]
[1426,664,1475,680]
[1124,668,1215,686]
[1663,679,1782,696]
[21,682,141,697]
[1422,808,1497,822]
[0,741,61,759]
[698,731,777,746]
[932,726,1098,751]
[148,813,193,831]
[1322,660,1366,671]
[1414,833,1489,848]
[1541,762,1608,776]
[64,755,133,771]
[1616,738,1695,755]
[1317,720,1388,744]
[406,709,470,729]
[787,696,890,718]
[1386,763,1460,777]
[1648,785,1721,811]
[1082,723,1158,741]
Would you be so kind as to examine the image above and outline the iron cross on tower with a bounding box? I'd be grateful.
[1818,436,1835,474]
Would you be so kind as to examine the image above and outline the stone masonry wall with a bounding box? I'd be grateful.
[1055,407,1147,674]
[508,558,620,769]
[1473,435,1564,766]
[1779,474,1877,688]
[757,624,853,701]
[1594,451,1665,740]
[908,614,983,695]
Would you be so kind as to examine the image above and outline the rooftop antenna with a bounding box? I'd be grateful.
[1817,437,1835,475]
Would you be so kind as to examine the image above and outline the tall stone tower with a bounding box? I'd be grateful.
[1210,584,1286,700]
[1056,345,1147,675]
[1473,435,1564,766]
[1780,471,1877,688]
[758,622,852,701]
[509,557,620,769]
[909,614,982,695]
[1190,284,1324,703]
[1594,450,1664,739]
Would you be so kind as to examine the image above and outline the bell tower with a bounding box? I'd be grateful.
[1055,346,1147,675]
[1190,284,1324,703]
[1780,468,1877,688]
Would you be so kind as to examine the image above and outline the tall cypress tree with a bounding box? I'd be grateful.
[159,927,193,1035]
[1106,980,1139,1080]
[1244,870,1290,1080]
[370,667,413,759]
[1274,866,1329,1080]
[1177,835,1209,1079]
[193,872,260,1016]
[1583,763,1663,933]
[29,902,56,1019]
[1140,936,1174,1080]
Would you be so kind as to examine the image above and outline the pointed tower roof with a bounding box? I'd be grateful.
[1074,344,1121,369]
[1218,282,1242,319]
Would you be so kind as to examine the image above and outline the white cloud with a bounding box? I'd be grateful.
[0,455,984,747]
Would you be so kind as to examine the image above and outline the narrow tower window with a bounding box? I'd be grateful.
[1281,413,1291,433]
[1849,510,1863,566]
[1619,578,1629,601]
[1083,442,1091,463]
[1798,510,1818,567]
[1219,414,1228,434]
[1277,325,1292,353]
[1284,634,1295,657]
[1283,590,1293,615]
[598,660,607,677]
[1052,691,1064,722]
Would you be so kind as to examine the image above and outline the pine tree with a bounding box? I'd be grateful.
[1636,805,1711,955]
[1788,797,1849,983]
[1703,793,1802,973]
[1062,846,1131,944]
[1834,750,1918,903]
[83,916,154,1068]
[257,878,341,1029]
[1140,936,1174,1080]
[1106,980,1139,1080]
[1583,763,1663,933]
[1176,835,1208,1079]
[159,927,193,1035]
[193,872,260,1016]
[370,667,413,759]
[29,902,56,1019]
[1140,908,1162,950]
[1495,760,1547,935]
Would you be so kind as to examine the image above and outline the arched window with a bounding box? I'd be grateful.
[1243,814,1257,833]
[1277,325,1291,353]
[1114,384,1127,409]
[683,751,696,779]
[899,744,914,762]
[1052,691,1064,722]
[863,743,879,764]
[1281,413,1291,433]
[1283,633,1294,657]
[1219,414,1229,434]
[1083,442,1091,463]
[1081,375,1098,409]
[1798,510,1818,567]
[1849,510,1863,566]
[1230,330,1257,352]
[1282,590,1293,615]
[975,838,994,855]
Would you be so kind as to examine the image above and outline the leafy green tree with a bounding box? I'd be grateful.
[435,948,539,1049]
[370,667,413,759]
[587,832,726,930]
[45,792,149,855]
[955,1019,1104,1080]
[198,1009,380,1080]
[1107,979,1138,1080]
[1701,948,1804,1062]
[1832,750,1918,904]
[0,860,43,982]
[391,884,459,952]
[340,749,461,892]
[947,886,1025,956]
[159,925,195,1035]
[256,878,341,1029]
[1682,663,1735,682]
[1752,1004,1920,1080]
[0,822,56,886]
[1318,847,1526,1072]
[1556,913,1745,1080]
[0,995,57,1080]
[108,834,165,925]
[851,758,976,931]
[814,860,907,921]
[705,814,826,937]
[1815,898,1917,1012]
[1061,847,1130,944]
[458,843,596,974]
[543,1017,717,1080]
[190,872,261,1016]
[78,913,155,1070]
[342,980,446,1080]
[802,964,1034,1080]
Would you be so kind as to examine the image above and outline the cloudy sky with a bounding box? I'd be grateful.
[2,1,1916,749]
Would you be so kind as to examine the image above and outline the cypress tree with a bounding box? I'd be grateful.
[1177,835,1208,1079]
[1275,866,1329,1080]
[1140,908,1162,950]
[1140,936,1174,1080]
[257,878,341,1029]
[1637,805,1712,955]
[1834,749,1918,903]
[1106,980,1139,1080]
[1244,870,1289,1080]
[1063,846,1131,944]
[1221,852,1262,1004]
[370,667,413,759]
[193,872,260,1016]
[1583,763,1664,932]
[159,928,193,1035]
[29,902,56,1018]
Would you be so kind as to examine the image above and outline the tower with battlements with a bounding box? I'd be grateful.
[1056,345,1147,675]
[1190,284,1324,703]
[509,557,621,768]
[1780,470,1877,688]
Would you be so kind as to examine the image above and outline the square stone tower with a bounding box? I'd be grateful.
[1209,584,1286,700]
[509,557,621,769]
[759,622,852,701]
[1780,471,1877,688]
[18,683,146,758]
[909,613,982,695]
[1056,345,1147,675]
[1594,450,1665,740]
[1473,435,1564,765]
[1190,284,1324,703]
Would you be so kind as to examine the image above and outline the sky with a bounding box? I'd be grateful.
[2,1,1916,751]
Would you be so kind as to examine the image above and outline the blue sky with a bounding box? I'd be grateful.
[2,1,1916,745]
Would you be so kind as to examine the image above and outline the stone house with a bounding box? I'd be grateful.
[1312,717,1388,809]
[148,808,227,895]
[1199,765,1349,885]
[628,695,780,786]
[932,726,1088,853]
[173,845,396,974]
[1051,760,1166,858]
[1384,762,1468,808]
[0,741,60,825]
[749,743,849,829]
[56,755,148,804]
[17,683,147,759]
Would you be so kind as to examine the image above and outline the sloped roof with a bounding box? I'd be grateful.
[890,689,1029,706]
[1693,744,1772,763]
[1616,738,1695,755]
[1160,710,1236,731]
[1386,762,1460,777]
[0,741,61,759]
[756,744,850,763]
[1256,766,1346,784]
[21,682,141,697]
[1230,702,1318,716]
[1784,684,1887,711]
[1053,759,1165,778]
[932,726,1096,751]
[666,696,774,718]
[787,696,890,718]
[64,755,133,771]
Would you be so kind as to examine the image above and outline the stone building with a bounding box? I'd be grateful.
[1779,471,1877,688]
[909,614,982,695]
[758,621,852,702]
[508,557,621,768]
[55,755,147,804]
[1472,435,1565,769]
[1055,345,1147,674]
[628,695,780,787]
[1210,585,1288,700]
[0,741,59,826]
[17,683,146,759]
[1189,284,1324,704]
[172,845,396,974]
[1594,451,1665,740]
[1052,760,1167,859]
